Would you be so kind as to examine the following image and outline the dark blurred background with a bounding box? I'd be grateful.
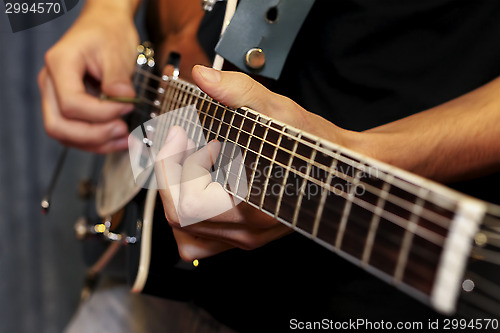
[0,2,94,332]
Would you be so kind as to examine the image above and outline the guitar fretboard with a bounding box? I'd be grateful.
[131,67,486,314]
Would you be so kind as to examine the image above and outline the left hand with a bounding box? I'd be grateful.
[154,65,349,261]
[154,125,291,261]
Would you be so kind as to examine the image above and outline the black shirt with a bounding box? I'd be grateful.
[150,1,500,331]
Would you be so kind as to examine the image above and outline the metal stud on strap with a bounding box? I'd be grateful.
[201,0,225,11]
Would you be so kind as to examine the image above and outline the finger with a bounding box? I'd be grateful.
[100,47,137,99]
[39,68,129,151]
[178,140,239,225]
[155,126,191,225]
[181,221,291,251]
[181,140,221,192]
[191,65,305,125]
[63,136,129,154]
[172,228,233,261]
[44,49,133,123]
[155,126,190,163]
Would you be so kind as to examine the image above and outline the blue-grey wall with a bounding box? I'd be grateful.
[0,3,93,332]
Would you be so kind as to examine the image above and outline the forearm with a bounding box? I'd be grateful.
[349,76,500,183]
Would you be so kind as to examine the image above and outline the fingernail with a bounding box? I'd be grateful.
[112,82,135,96]
[197,66,221,83]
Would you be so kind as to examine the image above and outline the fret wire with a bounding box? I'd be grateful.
[134,72,457,229]
[160,76,173,115]
[335,169,364,249]
[161,77,176,118]
[168,83,180,127]
[394,188,428,283]
[195,92,210,150]
[205,100,218,142]
[292,143,318,228]
[362,177,392,265]
[177,84,191,133]
[173,80,184,120]
[171,80,184,128]
[161,79,179,145]
[213,106,228,183]
[250,122,270,207]
[214,104,226,140]
[185,86,198,140]
[229,108,249,197]
[274,129,300,219]
[259,128,283,210]
[312,157,339,238]
[243,113,260,202]
[163,112,451,233]
[222,108,238,191]
[176,84,190,138]
[195,90,207,149]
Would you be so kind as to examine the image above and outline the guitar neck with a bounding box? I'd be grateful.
[133,68,488,315]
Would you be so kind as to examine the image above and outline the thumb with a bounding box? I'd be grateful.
[101,56,136,98]
[192,65,274,112]
[192,65,305,125]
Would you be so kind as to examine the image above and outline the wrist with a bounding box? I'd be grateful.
[337,129,387,165]
[83,0,141,16]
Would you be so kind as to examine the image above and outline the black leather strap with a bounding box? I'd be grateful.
[215,0,316,80]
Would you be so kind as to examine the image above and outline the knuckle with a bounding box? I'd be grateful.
[44,48,55,66]
[43,117,63,141]
[37,69,46,88]
[58,100,77,118]
[178,196,202,220]
[166,210,181,228]
[177,245,196,262]
[239,76,257,100]
[237,237,259,251]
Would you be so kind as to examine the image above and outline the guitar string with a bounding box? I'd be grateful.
[140,97,447,252]
[132,69,457,227]
[134,70,456,208]
[132,70,457,240]
[150,110,444,285]
[133,69,453,216]
[158,110,446,241]
[132,69,456,224]
[134,69,450,207]
[133,71,446,284]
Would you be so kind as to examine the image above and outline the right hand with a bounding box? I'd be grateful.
[39,3,139,153]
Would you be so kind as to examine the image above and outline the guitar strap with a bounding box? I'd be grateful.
[214,0,316,80]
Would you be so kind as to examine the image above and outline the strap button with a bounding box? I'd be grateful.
[245,48,266,70]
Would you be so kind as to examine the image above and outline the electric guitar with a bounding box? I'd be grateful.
[87,45,500,320]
